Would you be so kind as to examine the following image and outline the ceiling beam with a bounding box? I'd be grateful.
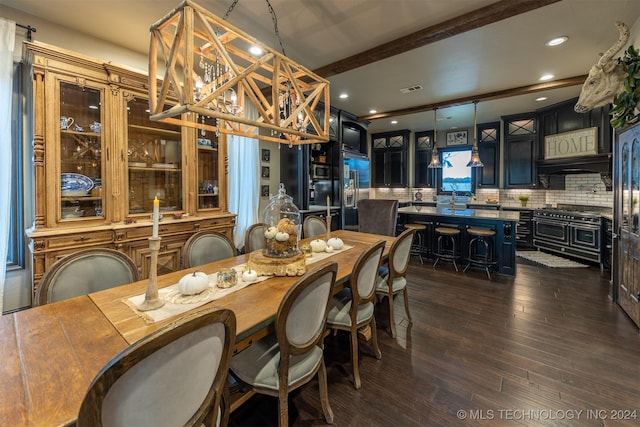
[357,75,587,121]
[312,0,562,78]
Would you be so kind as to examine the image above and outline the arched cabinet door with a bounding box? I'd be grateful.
[614,121,640,328]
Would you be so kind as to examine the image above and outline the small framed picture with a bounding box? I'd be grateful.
[261,148,270,162]
[261,185,270,197]
[261,166,270,179]
[446,130,468,146]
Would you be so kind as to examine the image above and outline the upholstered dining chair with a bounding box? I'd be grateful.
[77,306,236,427]
[376,228,415,338]
[36,248,139,306]
[244,223,266,253]
[183,231,237,268]
[326,239,385,389]
[230,262,337,427]
[303,215,327,239]
[357,199,399,236]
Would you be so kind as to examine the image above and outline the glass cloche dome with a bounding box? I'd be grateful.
[262,183,301,258]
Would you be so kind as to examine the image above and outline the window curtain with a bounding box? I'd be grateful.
[0,18,16,315]
[227,102,260,250]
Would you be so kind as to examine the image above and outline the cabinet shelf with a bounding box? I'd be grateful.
[198,193,219,197]
[128,166,182,172]
[128,124,181,138]
[61,196,101,202]
[61,129,101,137]
[198,146,219,152]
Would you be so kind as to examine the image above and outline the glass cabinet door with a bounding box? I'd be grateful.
[59,82,104,220]
[126,97,182,216]
[197,115,220,210]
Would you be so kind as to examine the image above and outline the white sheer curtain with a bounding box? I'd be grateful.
[0,18,16,314]
[227,103,260,250]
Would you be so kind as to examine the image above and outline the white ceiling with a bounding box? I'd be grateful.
[2,0,640,134]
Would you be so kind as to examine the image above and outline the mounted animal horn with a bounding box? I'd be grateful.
[597,21,630,68]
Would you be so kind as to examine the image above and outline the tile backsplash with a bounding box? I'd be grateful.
[370,173,613,210]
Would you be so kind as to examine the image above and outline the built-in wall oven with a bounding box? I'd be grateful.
[533,206,603,263]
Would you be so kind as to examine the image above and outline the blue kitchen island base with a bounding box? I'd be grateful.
[398,206,519,276]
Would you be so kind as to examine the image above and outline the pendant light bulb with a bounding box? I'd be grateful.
[428,108,442,169]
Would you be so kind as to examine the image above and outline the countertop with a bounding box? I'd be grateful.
[398,206,520,221]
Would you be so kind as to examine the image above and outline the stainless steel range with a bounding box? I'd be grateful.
[532,204,608,263]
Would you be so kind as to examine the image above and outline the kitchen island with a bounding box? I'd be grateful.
[398,206,519,276]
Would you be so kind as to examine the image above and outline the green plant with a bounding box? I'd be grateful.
[518,195,530,201]
[610,45,640,129]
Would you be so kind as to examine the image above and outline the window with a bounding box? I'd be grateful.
[436,146,480,194]
[7,62,24,269]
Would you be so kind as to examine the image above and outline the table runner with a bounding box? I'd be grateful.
[126,244,353,323]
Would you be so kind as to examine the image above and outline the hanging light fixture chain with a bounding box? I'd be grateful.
[265,0,287,56]
[222,0,240,20]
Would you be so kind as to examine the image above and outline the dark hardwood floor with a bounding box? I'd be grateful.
[229,259,640,427]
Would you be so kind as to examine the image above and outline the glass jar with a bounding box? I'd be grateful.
[262,183,301,258]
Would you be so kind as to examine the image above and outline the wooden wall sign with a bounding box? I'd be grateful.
[544,127,598,160]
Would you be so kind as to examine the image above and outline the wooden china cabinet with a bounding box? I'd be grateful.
[24,41,236,302]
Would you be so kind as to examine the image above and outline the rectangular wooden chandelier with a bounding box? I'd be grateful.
[148,0,331,145]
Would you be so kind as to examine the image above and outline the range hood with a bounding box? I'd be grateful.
[536,153,612,190]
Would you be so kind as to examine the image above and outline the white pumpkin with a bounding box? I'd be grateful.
[310,239,327,252]
[275,232,289,241]
[264,226,277,239]
[242,269,258,282]
[327,237,344,250]
[178,271,209,295]
[325,245,334,253]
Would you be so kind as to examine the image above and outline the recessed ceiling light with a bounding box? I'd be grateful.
[535,96,547,102]
[546,36,568,47]
[339,93,348,99]
[369,109,377,114]
[249,45,263,56]
[539,74,554,81]
[391,120,398,124]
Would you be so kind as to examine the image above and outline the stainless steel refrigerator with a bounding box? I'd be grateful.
[341,151,370,231]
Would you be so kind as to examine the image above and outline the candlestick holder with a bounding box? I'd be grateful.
[325,215,331,240]
[136,236,165,311]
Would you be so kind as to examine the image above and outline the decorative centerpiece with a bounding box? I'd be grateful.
[178,271,209,295]
[246,183,306,276]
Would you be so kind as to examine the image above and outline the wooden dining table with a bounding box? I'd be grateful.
[0,230,394,427]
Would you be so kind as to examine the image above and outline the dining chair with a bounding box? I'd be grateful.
[326,239,385,389]
[230,262,337,427]
[303,215,327,239]
[36,248,140,306]
[357,199,399,236]
[77,306,236,427]
[244,222,266,253]
[376,228,415,338]
[183,231,237,268]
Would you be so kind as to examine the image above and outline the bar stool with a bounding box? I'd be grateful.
[464,227,497,280]
[433,226,461,271]
[404,223,426,264]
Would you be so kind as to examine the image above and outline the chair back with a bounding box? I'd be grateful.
[389,228,415,280]
[277,262,337,357]
[350,240,386,307]
[36,248,139,306]
[183,231,237,268]
[357,199,399,236]
[303,215,327,239]
[77,307,236,427]
[244,223,266,253]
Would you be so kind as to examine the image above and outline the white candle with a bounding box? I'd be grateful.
[152,196,159,238]
[326,195,330,221]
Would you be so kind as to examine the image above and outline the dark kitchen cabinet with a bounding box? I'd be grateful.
[502,207,534,249]
[414,130,434,187]
[503,114,537,188]
[477,121,499,188]
[371,130,409,187]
